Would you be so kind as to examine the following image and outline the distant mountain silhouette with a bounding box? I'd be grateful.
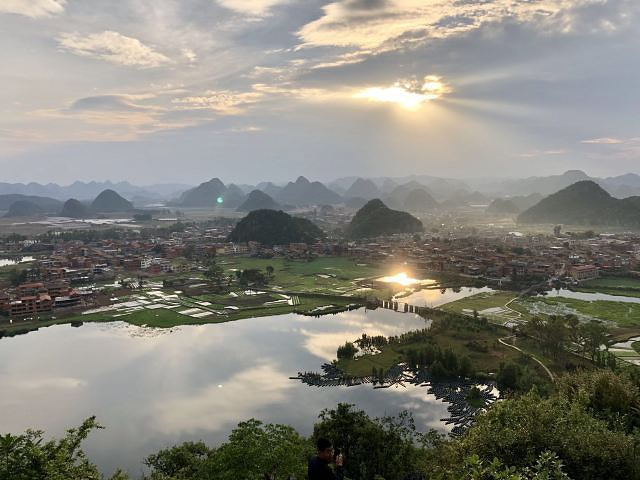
[178,178,227,207]
[276,176,342,206]
[486,198,520,214]
[228,209,324,245]
[60,198,89,218]
[384,181,433,209]
[177,178,247,208]
[0,194,62,212]
[91,189,134,212]
[403,189,439,212]
[223,184,248,208]
[518,181,640,226]
[345,178,381,200]
[345,196,368,209]
[347,199,423,238]
[237,190,280,212]
[5,200,45,218]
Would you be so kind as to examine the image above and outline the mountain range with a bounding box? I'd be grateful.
[518,181,640,227]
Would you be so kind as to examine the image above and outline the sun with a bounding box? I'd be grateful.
[354,76,448,110]
[378,272,420,286]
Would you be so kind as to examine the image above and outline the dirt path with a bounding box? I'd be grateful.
[498,335,555,382]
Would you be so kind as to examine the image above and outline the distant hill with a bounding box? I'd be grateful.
[223,184,248,208]
[345,196,368,209]
[347,199,423,238]
[509,193,544,211]
[178,178,227,207]
[228,209,324,245]
[345,178,381,200]
[5,200,45,217]
[518,181,640,227]
[177,178,247,208]
[60,198,89,218]
[486,198,520,214]
[384,181,432,209]
[276,177,342,206]
[0,194,62,212]
[442,190,490,208]
[0,180,191,201]
[91,189,133,212]
[237,190,280,212]
[403,189,439,212]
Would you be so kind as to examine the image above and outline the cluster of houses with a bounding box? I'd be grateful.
[0,224,638,318]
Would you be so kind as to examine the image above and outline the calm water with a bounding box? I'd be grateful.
[0,308,451,476]
[0,255,35,267]
[398,286,495,307]
[544,288,640,304]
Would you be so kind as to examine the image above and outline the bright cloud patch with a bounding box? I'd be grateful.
[217,0,289,16]
[298,0,602,52]
[58,31,170,68]
[172,90,263,114]
[355,76,448,110]
[0,0,66,18]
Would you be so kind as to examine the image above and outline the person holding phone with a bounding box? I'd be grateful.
[308,438,344,480]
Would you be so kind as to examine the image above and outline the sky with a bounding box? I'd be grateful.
[1,0,639,184]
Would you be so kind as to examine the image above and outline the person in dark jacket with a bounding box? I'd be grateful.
[308,438,343,480]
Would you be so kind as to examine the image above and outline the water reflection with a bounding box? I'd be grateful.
[0,308,449,476]
[545,288,640,304]
[399,286,495,307]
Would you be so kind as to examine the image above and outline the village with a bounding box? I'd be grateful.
[0,221,638,337]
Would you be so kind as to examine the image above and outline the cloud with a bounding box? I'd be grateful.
[581,137,623,144]
[58,31,170,68]
[519,149,566,158]
[181,48,197,63]
[354,75,449,110]
[172,90,264,114]
[297,0,609,54]
[0,0,65,18]
[69,94,156,112]
[217,0,289,17]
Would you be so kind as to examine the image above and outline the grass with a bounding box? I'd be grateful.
[216,256,386,296]
[574,276,640,299]
[531,296,640,327]
[439,291,533,324]
[338,319,522,379]
[580,277,640,289]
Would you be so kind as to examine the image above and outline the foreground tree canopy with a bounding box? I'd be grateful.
[1,369,639,480]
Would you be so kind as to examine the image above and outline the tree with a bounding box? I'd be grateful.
[8,268,27,287]
[203,259,225,290]
[198,420,312,480]
[312,404,432,480]
[265,265,274,280]
[0,416,109,480]
[337,341,358,360]
[144,441,213,479]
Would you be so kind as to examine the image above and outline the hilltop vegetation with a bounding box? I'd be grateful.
[228,209,324,245]
[347,199,423,238]
[4,368,639,479]
[518,180,640,227]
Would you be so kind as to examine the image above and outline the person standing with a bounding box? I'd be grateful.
[308,438,344,480]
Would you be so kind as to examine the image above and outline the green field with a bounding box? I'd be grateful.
[217,256,389,297]
[527,296,640,327]
[439,291,530,324]
[574,276,640,298]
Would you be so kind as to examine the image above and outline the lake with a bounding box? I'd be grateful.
[544,288,640,304]
[0,255,35,267]
[397,286,495,307]
[0,308,451,476]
